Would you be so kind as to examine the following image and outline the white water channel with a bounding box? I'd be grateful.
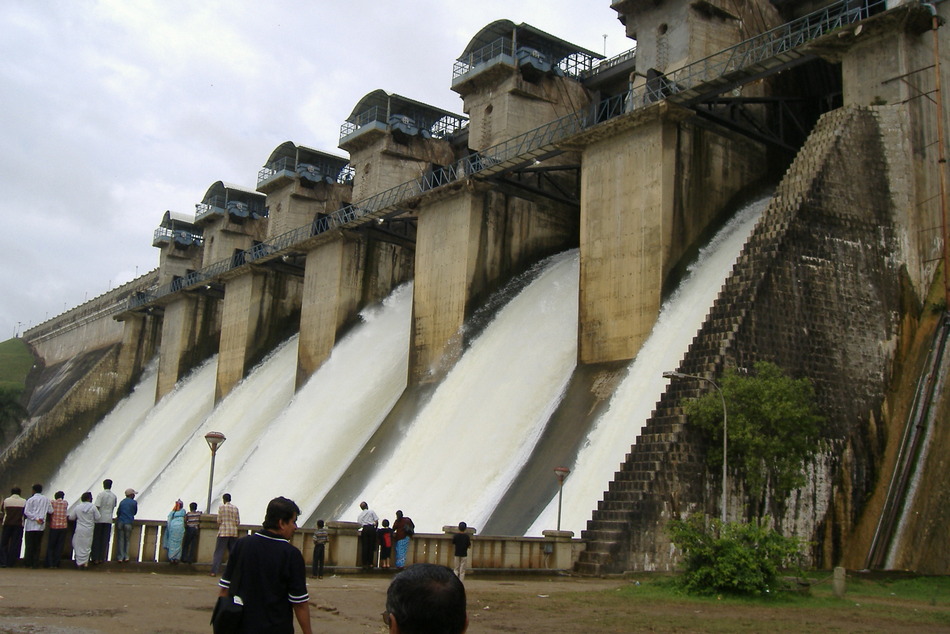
[49,196,765,534]
[526,196,767,535]
[347,251,579,532]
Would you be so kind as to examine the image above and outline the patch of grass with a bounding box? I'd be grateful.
[0,338,33,392]
[539,573,950,632]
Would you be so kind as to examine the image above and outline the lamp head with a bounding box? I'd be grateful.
[205,431,226,452]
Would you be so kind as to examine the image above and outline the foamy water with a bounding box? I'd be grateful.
[135,336,298,518]
[211,283,413,524]
[50,198,764,534]
[526,196,768,535]
[344,252,579,532]
[50,355,216,506]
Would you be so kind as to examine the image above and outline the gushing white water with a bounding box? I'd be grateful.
[49,356,216,503]
[135,336,298,518]
[211,283,413,525]
[49,197,763,534]
[345,252,578,532]
[525,196,768,536]
[49,359,159,496]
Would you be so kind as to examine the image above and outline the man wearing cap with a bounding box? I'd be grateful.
[114,488,138,563]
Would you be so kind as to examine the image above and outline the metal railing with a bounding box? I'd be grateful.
[257,157,296,187]
[581,46,637,80]
[194,201,225,223]
[452,37,515,82]
[126,0,883,313]
[556,50,602,77]
[340,108,467,143]
[339,105,388,140]
[258,158,355,188]
[453,36,601,83]
[152,227,203,246]
[629,0,886,106]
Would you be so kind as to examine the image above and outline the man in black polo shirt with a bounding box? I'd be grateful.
[218,497,312,634]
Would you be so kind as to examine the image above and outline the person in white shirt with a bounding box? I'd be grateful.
[92,479,117,564]
[357,501,379,568]
[23,484,52,569]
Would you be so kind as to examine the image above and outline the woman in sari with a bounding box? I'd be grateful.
[67,492,100,568]
[391,509,414,570]
[164,500,186,563]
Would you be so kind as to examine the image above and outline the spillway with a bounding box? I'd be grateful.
[48,196,765,535]
[526,196,767,535]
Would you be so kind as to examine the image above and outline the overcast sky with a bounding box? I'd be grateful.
[1,1,630,338]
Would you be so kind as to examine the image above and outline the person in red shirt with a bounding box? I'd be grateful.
[45,491,69,568]
[377,519,394,568]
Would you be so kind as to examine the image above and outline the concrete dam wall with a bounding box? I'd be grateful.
[8,0,950,571]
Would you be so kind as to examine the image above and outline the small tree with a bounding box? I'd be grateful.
[669,514,804,596]
[682,361,823,516]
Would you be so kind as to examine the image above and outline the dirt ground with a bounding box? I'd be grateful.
[0,566,621,633]
[0,566,947,633]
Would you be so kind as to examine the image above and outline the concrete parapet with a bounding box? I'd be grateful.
[35,517,585,574]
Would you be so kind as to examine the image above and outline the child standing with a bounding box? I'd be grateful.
[182,502,202,563]
[377,519,394,568]
[452,521,472,581]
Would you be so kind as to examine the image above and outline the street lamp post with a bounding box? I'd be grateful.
[554,466,570,531]
[663,371,728,523]
[204,431,226,514]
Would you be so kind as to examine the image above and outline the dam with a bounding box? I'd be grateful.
[8,0,950,574]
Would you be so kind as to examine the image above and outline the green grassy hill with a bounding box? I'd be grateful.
[0,338,34,393]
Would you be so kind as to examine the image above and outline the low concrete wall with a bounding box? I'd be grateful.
[29,516,584,573]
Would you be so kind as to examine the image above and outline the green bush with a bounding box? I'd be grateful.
[669,514,803,597]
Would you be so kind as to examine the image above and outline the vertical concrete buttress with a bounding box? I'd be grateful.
[579,115,678,364]
[215,271,268,402]
[156,295,201,401]
[116,313,158,386]
[296,236,365,390]
[411,190,482,383]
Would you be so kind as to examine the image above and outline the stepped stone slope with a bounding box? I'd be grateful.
[577,105,910,574]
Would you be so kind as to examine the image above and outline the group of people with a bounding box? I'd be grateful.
[217,495,469,634]
[353,501,473,581]
[0,477,211,568]
[2,482,469,632]
[356,502,417,570]
[0,479,140,569]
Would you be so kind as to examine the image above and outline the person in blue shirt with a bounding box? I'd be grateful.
[114,489,138,563]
